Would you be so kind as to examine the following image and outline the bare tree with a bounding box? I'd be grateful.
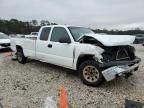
[31,20,38,26]
[40,20,50,26]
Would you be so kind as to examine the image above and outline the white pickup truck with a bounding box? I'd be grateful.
[11,25,141,86]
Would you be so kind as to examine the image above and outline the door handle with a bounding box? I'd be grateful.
[48,44,52,48]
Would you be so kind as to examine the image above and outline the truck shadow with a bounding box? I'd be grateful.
[27,59,79,77]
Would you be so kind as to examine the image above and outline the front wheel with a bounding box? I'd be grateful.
[17,48,27,64]
[78,60,104,87]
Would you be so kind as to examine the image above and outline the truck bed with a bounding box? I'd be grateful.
[11,36,37,58]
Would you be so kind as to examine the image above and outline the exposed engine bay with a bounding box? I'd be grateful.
[102,46,135,62]
[78,36,135,62]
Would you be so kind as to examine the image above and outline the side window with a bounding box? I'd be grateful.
[50,27,70,42]
[40,27,51,41]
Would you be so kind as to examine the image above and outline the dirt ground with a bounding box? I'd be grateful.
[0,45,144,108]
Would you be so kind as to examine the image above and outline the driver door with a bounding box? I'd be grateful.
[47,27,74,68]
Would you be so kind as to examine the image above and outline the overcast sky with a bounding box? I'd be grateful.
[0,0,144,30]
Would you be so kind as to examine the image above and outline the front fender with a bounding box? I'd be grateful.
[73,44,104,70]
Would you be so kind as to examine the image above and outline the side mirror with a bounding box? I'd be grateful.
[59,36,71,43]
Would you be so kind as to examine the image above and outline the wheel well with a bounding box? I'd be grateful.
[77,55,95,70]
[16,45,23,51]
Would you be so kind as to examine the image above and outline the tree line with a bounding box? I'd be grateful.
[0,18,57,35]
[0,18,144,35]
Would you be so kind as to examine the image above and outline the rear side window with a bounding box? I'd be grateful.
[50,27,70,42]
[40,27,51,41]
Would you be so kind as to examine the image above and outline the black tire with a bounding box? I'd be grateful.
[78,60,104,87]
[17,48,27,64]
[0,103,3,108]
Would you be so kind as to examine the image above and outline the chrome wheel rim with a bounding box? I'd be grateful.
[83,65,100,83]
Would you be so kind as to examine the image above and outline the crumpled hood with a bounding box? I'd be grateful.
[84,34,135,46]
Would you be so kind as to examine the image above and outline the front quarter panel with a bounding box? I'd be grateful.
[73,43,104,70]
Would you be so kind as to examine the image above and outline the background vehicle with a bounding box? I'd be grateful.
[133,34,144,44]
[11,25,140,86]
[30,32,38,36]
[0,32,10,49]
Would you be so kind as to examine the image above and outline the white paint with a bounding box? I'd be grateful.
[82,34,135,46]
[102,63,139,81]
[0,39,10,44]
[11,25,138,78]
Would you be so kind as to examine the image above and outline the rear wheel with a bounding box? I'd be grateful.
[17,48,27,64]
[78,60,104,86]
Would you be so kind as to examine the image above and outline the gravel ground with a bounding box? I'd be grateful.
[0,45,144,108]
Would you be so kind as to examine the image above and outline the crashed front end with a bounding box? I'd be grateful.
[100,45,141,81]
[79,35,141,82]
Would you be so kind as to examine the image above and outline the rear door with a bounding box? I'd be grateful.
[36,27,51,60]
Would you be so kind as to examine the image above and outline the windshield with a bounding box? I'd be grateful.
[68,27,95,41]
[0,34,9,39]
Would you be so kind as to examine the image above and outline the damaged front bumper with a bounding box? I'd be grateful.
[100,57,141,81]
